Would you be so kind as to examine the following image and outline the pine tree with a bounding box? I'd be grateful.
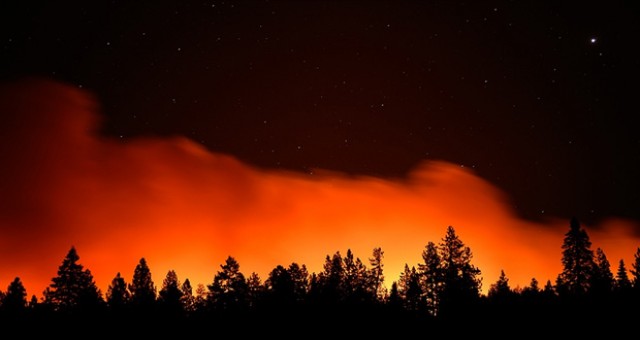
[265,265,295,306]
[556,217,595,296]
[418,241,443,316]
[288,263,308,303]
[488,270,512,299]
[521,278,540,300]
[44,246,103,312]
[246,272,264,309]
[631,247,640,291]
[318,251,344,303]
[615,259,631,291]
[207,256,249,311]
[542,280,556,299]
[307,273,321,304]
[386,281,402,310]
[590,248,614,296]
[106,272,130,309]
[158,270,183,314]
[368,247,385,301]
[343,249,358,297]
[194,283,207,311]
[352,257,370,303]
[398,264,423,312]
[342,249,370,303]
[1,277,27,313]
[129,258,156,308]
[181,279,196,312]
[438,226,482,316]
[28,295,38,309]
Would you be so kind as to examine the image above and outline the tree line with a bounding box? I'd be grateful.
[1,217,639,331]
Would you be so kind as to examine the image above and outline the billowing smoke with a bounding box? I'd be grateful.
[1,78,638,297]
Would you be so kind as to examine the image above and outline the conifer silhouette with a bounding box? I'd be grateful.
[44,246,103,312]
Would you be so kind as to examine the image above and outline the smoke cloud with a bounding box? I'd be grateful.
[1,78,638,297]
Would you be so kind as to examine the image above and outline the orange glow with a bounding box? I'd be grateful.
[1,78,639,298]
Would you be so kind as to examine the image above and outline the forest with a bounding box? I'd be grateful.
[1,217,639,335]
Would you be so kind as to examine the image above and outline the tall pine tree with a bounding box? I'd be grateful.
[521,277,540,300]
[1,277,28,314]
[438,226,482,317]
[106,272,131,310]
[555,217,595,296]
[288,263,309,303]
[488,270,512,300]
[398,264,423,312]
[615,259,631,292]
[419,241,443,316]
[246,272,264,309]
[207,256,249,311]
[181,279,196,312]
[318,251,345,303]
[590,248,614,296]
[342,249,369,303]
[631,247,640,291]
[129,258,157,309]
[265,265,295,306]
[44,246,103,312]
[158,270,184,315]
[368,247,385,301]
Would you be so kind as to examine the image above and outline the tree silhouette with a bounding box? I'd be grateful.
[386,281,403,310]
[307,273,321,304]
[129,258,157,309]
[556,217,595,296]
[486,270,517,319]
[522,278,539,295]
[106,272,131,310]
[631,247,640,291]
[207,256,249,311]
[542,280,556,298]
[343,249,359,297]
[438,226,482,317]
[181,279,196,312]
[194,283,208,311]
[288,263,309,303]
[28,295,38,309]
[342,249,370,303]
[368,247,385,300]
[419,241,443,315]
[614,259,631,292]
[1,222,638,327]
[318,251,345,303]
[398,264,424,312]
[591,248,614,296]
[44,246,103,312]
[488,270,512,299]
[246,272,264,309]
[1,277,27,314]
[520,277,541,304]
[265,265,295,307]
[158,270,184,315]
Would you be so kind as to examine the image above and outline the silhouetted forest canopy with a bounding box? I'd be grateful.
[1,218,639,333]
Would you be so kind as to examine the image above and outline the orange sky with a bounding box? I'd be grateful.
[1,78,638,298]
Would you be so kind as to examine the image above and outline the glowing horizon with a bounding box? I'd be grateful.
[1,78,638,299]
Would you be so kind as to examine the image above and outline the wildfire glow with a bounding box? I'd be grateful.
[1,78,638,298]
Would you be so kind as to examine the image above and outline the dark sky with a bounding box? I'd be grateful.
[1,1,639,225]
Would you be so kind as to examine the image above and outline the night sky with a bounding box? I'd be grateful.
[1,1,640,296]
[2,1,638,225]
